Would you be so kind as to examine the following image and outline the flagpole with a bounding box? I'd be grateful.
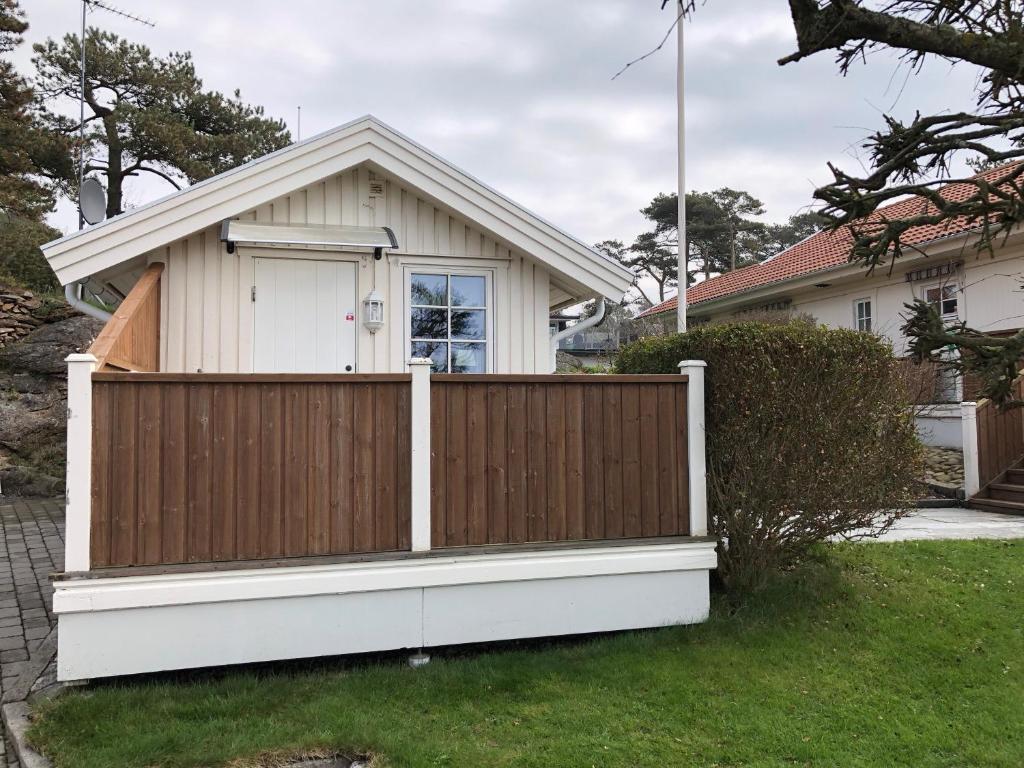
[676,2,687,333]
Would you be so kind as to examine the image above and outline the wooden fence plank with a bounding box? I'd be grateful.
[330,384,355,553]
[258,383,284,558]
[526,383,548,541]
[429,386,447,548]
[90,383,113,567]
[656,384,677,535]
[235,384,260,558]
[283,385,309,557]
[375,383,397,552]
[621,384,642,538]
[210,383,238,561]
[602,384,623,539]
[675,383,690,535]
[160,383,187,563]
[353,384,375,553]
[564,383,585,541]
[486,384,509,544]
[109,383,138,566]
[136,383,163,564]
[395,383,412,551]
[307,383,331,555]
[446,384,469,546]
[467,384,488,545]
[187,384,213,562]
[583,384,605,540]
[507,384,528,543]
[545,385,567,542]
[638,386,660,537]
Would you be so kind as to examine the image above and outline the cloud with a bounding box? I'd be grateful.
[17,0,987,248]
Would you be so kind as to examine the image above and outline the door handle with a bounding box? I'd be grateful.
[344,365,353,372]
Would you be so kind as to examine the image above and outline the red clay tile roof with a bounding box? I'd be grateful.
[638,164,1019,318]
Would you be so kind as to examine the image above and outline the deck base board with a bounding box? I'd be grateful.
[56,543,714,680]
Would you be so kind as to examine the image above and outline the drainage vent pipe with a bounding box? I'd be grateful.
[549,298,606,373]
[64,282,113,323]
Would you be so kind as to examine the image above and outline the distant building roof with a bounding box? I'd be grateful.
[639,164,1018,318]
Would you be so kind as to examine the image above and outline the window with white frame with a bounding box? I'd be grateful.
[924,283,958,318]
[854,298,872,332]
[409,271,489,373]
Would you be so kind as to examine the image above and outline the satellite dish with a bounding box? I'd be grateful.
[79,178,107,225]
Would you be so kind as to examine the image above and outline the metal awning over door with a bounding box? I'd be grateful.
[221,220,398,251]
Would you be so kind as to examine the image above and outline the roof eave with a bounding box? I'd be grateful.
[42,116,632,301]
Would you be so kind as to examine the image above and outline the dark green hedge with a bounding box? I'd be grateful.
[617,322,920,591]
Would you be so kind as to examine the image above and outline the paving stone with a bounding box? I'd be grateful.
[0,498,65,733]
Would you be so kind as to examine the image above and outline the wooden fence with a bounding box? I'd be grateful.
[975,374,1024,490]
[90,373,411,568]
[429,375,690,547]
[87,262,162,372]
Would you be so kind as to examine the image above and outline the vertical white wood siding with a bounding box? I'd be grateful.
[154,164,558,373]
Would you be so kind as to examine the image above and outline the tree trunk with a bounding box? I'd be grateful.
[103,115,123,217]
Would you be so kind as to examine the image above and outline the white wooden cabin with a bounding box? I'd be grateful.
[41,116,715,681]
[45,116,633,377]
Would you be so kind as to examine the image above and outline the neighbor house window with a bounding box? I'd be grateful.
[924,284,958,318]
[854,298,872,332]
[409,271,489,373]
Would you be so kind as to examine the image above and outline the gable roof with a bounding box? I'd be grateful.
[639,164,1017,317]
[42,115,632,301]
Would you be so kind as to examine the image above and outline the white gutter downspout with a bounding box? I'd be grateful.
[64,283,113,323]
[549,298,606,373]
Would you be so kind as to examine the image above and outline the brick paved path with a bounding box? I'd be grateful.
[0,499,65,767]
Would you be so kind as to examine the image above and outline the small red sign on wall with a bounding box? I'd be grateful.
[345,312,354,321]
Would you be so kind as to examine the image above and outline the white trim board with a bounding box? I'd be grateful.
[57,558,714,680]
[54,540,718,614]
[42,116,632,301]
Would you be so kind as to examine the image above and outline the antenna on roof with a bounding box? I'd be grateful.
[77,0,156,229]
[297,106,302,142]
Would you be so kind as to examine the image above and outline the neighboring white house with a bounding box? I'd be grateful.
[40,116,715,682]
[640,167,1024,449]
[43,115,633,376]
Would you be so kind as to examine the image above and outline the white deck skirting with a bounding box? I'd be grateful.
[55,539,716,680]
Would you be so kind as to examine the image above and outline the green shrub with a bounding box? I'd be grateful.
[0,218,61,294]
[616,322,921,592]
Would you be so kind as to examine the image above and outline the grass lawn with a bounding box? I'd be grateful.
[30,540,1024,768]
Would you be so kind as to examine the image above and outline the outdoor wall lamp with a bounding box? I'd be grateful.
[363,289,385,334]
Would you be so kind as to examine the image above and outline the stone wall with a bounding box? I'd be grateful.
[0,287,104,497]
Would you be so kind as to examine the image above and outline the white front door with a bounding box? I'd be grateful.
[253,257,358,373]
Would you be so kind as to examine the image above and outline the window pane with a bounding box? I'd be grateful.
[451,275,486,307]
[411,274,447,306]
[411,308,448,339]
[942,298,958,315]
[925,287,940,303]
[451,342,486,373]
[411,341,448,373]
[451,309,486,340]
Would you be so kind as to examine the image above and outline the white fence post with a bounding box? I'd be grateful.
[65,353,97,572]
[409,358,433,552]
[678,360,708,537]
[961,401,980,499]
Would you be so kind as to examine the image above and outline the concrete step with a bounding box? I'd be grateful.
[987,483,1024,504]
[968,497,1024,516]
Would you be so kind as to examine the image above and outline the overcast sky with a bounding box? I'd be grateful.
[17,0,983,247]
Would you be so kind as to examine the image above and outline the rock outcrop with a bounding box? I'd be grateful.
[0,289,104,497]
